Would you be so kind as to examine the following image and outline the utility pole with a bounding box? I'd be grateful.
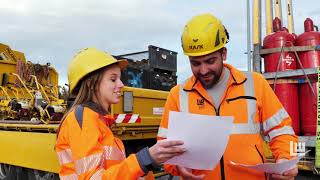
[252,0,262,72]
[247,0,252,72]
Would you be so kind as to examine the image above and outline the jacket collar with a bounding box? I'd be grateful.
[82,102,116,126]
[182,63,247,91]
[82,101,109,115]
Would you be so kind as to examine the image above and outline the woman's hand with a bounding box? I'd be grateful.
[149,140,186,165]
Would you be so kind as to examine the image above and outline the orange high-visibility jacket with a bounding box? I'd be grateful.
[157,64,298,180]
[55,105,144,180]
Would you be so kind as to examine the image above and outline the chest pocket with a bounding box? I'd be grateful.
[179,72,261,135]
[226,96,256,124]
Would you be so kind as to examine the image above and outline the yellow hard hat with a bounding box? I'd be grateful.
[181,13,229,57]
[68,47,128,93]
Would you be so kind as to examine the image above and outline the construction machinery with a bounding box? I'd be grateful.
[251,0,320,174]
[0,43,64,124]
[0,43,176,179]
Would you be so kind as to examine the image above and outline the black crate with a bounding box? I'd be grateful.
[114,51,150,71]
[146,70,177,91]
[126,59,150,70]
[148,45,177,72]
[121,67,148,88]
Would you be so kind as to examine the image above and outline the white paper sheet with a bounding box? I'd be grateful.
[230,151,309,174]
[164,111,234,170]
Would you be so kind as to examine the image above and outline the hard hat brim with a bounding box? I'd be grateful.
[117,59,128,70]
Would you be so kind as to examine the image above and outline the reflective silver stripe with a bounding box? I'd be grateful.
[179,85,188,112]
[90,168,103,180]
[57,148,72,165]
[231,72,260,134]
[103,146,125,161]
[263,108,289,132]
[75,153,103,175]
[243,72,257,125]
[74,146,125,175]
[243,72,255,97]
[60,173,78,180]
[231,124,260,134]
[268,126,295,140]
[157,127,168,138]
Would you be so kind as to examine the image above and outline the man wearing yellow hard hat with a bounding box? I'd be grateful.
[157,13,298,180]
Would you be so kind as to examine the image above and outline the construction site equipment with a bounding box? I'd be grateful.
[260,44,320,173]
[263,17,300,135]
[258,22,320,175]
[148,45,177,73]
[253,0,320,174]
[117,45,177,91]
[263,18,297,72]
[0,43,66,124]
[296,18,320,136]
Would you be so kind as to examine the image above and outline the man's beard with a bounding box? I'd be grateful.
[198,71,222,89]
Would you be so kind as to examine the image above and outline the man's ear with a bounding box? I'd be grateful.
[222,48,227,61]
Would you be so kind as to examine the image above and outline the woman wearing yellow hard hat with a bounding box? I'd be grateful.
[55,48,186,179]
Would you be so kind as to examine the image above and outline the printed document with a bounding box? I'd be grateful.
[230,151,309,174]
[164,111,234,170]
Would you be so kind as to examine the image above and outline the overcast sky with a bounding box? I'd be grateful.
[1,0,319,86]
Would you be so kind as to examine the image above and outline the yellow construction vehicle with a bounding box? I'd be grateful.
[0,43,65,124]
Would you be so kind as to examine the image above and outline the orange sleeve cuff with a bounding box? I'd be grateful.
[269,134,298,160]
[127,154,145,177]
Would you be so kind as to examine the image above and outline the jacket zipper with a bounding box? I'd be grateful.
[214,106,225,180]
[216,106,226,180]
[222,95,258,179]
[255,145,267,180]
[193,78,243,179]
[215,82,236,180]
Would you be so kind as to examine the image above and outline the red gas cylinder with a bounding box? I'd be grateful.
[296,18,320,135]
[263,18,297,71]
[263,17,300,135]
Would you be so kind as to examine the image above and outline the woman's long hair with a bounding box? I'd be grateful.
[56,66,108,136]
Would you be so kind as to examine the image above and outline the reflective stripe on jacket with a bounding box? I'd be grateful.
[157,64,298,180]
[56,106,144,179]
